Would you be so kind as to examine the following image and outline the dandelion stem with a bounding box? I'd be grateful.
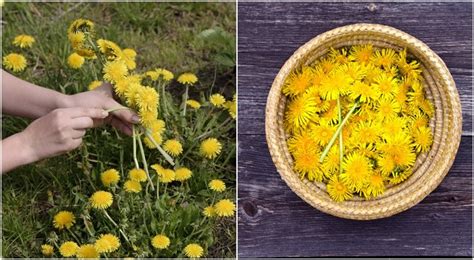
[132,126,140,169]
[160,81,169,118]
[137,132,155,191]
[182,84,189,116]
[337,98,344,174]
[103,210,130,244]
[67,228,81,243]
[105,107,131,113]
[144,128,175,166]
[320,101,359,163]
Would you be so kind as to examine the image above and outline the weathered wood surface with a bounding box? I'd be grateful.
[238,2,472,257]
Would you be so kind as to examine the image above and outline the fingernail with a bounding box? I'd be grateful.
[132,115,140,123]
[102,111,109,117]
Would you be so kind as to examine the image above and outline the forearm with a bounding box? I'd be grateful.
[1,132,37,173]
[2,70,71,119]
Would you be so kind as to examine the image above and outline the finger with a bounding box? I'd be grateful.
[70,116,94,129]
[65,107,109,119]
[105,99,140,124]
[110,117,133,136]
[71,129,86,139]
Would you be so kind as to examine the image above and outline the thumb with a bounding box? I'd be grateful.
[105,99,140,124]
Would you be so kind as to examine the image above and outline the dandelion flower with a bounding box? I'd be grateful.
[328,47,349,64]
[151,235,170,249]
[412,126,433,153]
[309,121,336,146]
[160,169,175,183]
[225,100,237,119]
[340,153,371,192]
[319,68,352,100]
[353,121,380,144]
[68,18,94,34]
[103,59,128,84]
[372,48,397,69]
[89,190,113,209]
[377,98,401,120]
[88,80,102,91]
[287,130,318,155]
[327,175,352,202]
[13,34,35,48]
[101,169,120,187]
[76,244,99,258]
[184,243,204,258]
[321,147,340,176]
[135,86,159,112]
[282,67,314,96]
[177,72,198,85]
[349,44,373,64]
[284,94,318,130]
[214,199,235,217]
[389,168,413,185]
[210,93,226,107]
[124,180,142,193]
[94,233,120,253]
[59,241,78,257]
[175,167,192,182]
[209,179,226,192]
[380,135,416,167]
[122,48,137,70]
[145,70,160,81]
[186,99,201,109]
[156,68,174,81]
[349,81,379,103]
[129,168,147,182]
[200,138,222,159]
[372,73,398,99]
[377,155,395,176]
[203,206,215,217]
[41,244,54,256]
[3,53,27,72]
[97,39,122,60]
[53,211,75,230]
[293,150,323,181]
[363,172,386,199]
[163,139,183,157]
[151,164,165,175]
[67,53,85,69]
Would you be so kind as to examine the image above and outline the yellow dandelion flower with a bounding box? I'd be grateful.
[88,80,102,91]
[138,107,158,129]
[76,244,99,259]
[210,93,226,107]
[377,98,401,120]
[13,34,35,48]
[349,81,380,103]
[151,164,165,176]
[380,117,408,139]
[103,59,128,84]
[410,110,429,129]
[389,168,413,185]
[353,121,380,144]
[135,86,159,112]
[144,131,163,149]
[203,206,215,217]
[122,48,137,70]
[67,53,85,69]
[372,48,397,69]
[151,234,170,249]
[94,233,120,253]
[328,47,349,64]
[379,135,416,167]
[340,152,371,192]
[200,138,222,159]
[97,39,122,60]
[225,100,237,119]
[177,72,198,85]
[129,168,147,182]
[309,121,337,146]
[122,48,137,59]
[321,146,340,176]
[214,199,235,217]
[397,49,422,79]
[175,167,192,182]
[284,94,318,131]
[124,180,142,193]
[377,155,395,176]
[3,53,27,72]
[186,99,201,109]
[340,61,366,81]
[287,130,318,156]
[371,73,398,99]
[68,31,86,50]
[163,139,183,157]
[209,179,226,192]
[59,241,78,257]
[293,150,323,182]
[68,18,94,34]
[53,211,75,230]
[418,98,435,117]
[319,68,352,100]
[349,44,373,64]
[306,87,329,112]
[184,243,204,258]
[282,67,314,97]
[363,172,386,199]
[412,126,433,153]
[41,244,54,256]
[160,169,175,183]
[101,169,120,187]
[156,68,174,81]
[327,175,353,202]
[319,100,339,124]
[89,190,113,209]
[319,57,336,73]
[145,70,160,81]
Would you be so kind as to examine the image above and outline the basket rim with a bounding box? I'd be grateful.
[265,23,463,220]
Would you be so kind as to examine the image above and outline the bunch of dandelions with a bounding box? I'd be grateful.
[3,34,35,73]
[39,18,236,258]
[283,45,434,202]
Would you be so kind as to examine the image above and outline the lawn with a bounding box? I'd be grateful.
[2,2,236,258]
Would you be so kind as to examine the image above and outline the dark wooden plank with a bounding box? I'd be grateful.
[237,2,473,257]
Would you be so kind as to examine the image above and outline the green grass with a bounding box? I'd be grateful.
[2,2,235,258]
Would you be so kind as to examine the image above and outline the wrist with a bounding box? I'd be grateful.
[2,131,38,173]
[55,92,74,109]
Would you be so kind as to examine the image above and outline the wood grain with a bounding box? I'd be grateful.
[237,2,472,257]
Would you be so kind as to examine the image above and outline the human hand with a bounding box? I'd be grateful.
[63,82,139,136]
[18,107,108,163]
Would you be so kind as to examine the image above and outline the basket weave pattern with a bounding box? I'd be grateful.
[265,23,462,220]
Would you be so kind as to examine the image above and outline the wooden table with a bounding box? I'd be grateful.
[238,2,472,257]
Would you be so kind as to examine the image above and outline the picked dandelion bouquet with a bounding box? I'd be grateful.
[266,23,462,220]
[5,18,236,258]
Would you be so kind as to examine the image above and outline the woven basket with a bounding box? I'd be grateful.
[265,23,462,220]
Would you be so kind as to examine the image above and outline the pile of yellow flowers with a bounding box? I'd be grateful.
[37,19,236,258]
[283,45,434,202]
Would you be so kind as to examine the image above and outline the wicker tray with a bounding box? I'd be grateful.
[265,23,462,220]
